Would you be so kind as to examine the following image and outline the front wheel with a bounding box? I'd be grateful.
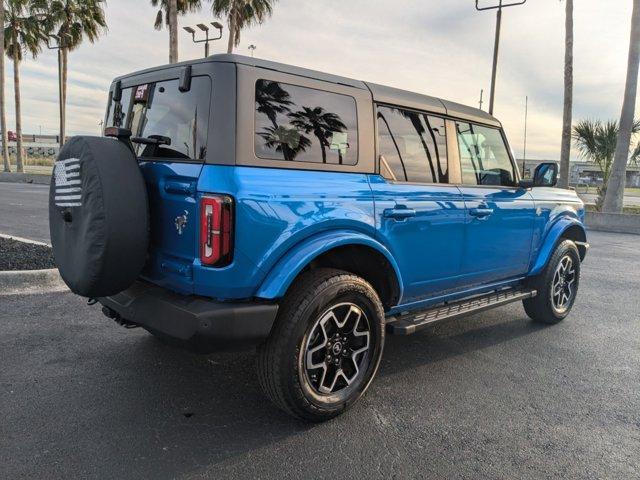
[523,239,581,324]
[256,268,385,422]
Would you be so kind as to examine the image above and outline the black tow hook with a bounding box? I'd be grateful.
[101,305,139,329]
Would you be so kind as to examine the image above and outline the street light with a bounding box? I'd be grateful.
[184,22,223,57]
[248,44,257,57]
[45,32,72,148]
[475,0,527,115]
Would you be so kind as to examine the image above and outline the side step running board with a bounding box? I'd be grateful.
[386,288,537,335]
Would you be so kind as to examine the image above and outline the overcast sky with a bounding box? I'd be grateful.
[7,0,637,159]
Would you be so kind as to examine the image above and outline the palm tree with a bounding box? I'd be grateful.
[4,0,45,173]
[558,0,573,188]
[151,0,202,63]
[45,0,106,147]
[572,119,640,210]
[255,80,292,127]
[258,125,311,161]
[211,0,277,54]
[602,0,640,213]
[289,106,346,164]
[0,1,10,172]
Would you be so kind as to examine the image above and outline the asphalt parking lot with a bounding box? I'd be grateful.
[1,182,639,479]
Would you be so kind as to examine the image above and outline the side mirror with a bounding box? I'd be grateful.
[533,162,559,187]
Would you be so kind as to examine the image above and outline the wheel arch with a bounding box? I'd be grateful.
[529,217,587,276]
[255,231,404,310]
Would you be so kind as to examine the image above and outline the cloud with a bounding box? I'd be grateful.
[2,0,636,158]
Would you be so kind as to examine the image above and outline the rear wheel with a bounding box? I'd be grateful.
[523,240,581,324]
[257,268,385,422]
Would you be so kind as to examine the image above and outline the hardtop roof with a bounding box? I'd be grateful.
[115,54,501,128]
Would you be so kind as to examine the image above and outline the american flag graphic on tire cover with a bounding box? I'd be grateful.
[54,157,82,207]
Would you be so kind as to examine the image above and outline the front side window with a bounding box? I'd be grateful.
[106,77,211,161]
[376,106,448,183]
[254,80,358,165]
[456,122,515,186]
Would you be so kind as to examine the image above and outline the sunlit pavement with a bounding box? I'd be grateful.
[1,229,638,479]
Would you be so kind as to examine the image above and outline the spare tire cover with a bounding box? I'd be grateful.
[49,136,149,297]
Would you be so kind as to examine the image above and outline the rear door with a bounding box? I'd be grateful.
[370,105,466,304]
[453,121,535,286]
[104,72,212,294]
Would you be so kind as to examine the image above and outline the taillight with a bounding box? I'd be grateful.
[200,195,234,267]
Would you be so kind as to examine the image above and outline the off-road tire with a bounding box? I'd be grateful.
[523,240,581,324]
[256,268,385,422]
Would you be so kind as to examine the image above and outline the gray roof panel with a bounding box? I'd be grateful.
[113,54,502,127]
[364,82,446,115]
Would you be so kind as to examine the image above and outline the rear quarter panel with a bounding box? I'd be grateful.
[195,165,376,299]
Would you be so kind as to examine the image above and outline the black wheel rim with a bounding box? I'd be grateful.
[551,254,576,314]
[303,302,372,395]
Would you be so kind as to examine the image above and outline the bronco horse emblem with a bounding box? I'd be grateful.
[174,210,189,235]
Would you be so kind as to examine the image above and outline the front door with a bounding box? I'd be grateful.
[453,121,536,287]
[371,106,466,304]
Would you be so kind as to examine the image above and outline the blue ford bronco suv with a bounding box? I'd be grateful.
[49,54,588,422]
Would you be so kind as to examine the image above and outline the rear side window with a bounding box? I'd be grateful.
[456,122,515,186]
[376,106,448,183]
[254,80,358,165]
[106,76,211,161]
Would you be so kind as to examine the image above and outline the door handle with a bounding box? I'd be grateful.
[469,207,494,218]
[383,207,416,220]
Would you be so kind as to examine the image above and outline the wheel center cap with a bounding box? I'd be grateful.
[332,342,343,355]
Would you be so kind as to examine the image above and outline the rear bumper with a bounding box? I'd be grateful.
[98,281,278,349]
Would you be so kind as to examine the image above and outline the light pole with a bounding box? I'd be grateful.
[45,33,71,148]
[475,0,527,115]
[184,22,223,58]
[248,44,257,57]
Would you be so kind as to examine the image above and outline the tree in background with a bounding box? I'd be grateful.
[558,0,573,188]
[211,0,277,54]
[46,0,107,147]
[573,119,640,210]
[602,0,640,212]
[0,0,10,172]
[151,0,202,63]
[4,0,45,173]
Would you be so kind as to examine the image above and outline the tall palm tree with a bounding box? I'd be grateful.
[4,0,44,173]
[289,106,346,164]
[151,0,202,63]
[0,1,10,172]
[573,119,640,210]
[255,80,292,127]
[211,0,277,54]
[558,0,573,188]
[602,0,640,213]
[45,0,106,147]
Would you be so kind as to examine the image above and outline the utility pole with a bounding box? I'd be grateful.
[248,44,257,57]
[475,0,527,115]
[522,95,528,176]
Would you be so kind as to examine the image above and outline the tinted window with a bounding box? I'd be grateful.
[456,122,515,186]
[376,106,448,183]
[106,77,211,161]
[106,87,133,130]
[254,80,358,165]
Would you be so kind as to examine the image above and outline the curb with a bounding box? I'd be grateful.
[0,232,65,295]
[0,172,51,185]
[0,268,68,295]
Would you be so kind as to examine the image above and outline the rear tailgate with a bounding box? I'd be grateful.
[140,162,202,294]
[104,68,212,294]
